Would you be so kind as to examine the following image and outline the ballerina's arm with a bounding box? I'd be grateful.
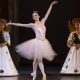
[7,23,34,28]
[41,1,58,23]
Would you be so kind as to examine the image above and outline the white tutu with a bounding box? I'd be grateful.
[15,38,57,61]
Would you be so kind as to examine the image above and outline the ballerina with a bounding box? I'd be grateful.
[7,1,58,80]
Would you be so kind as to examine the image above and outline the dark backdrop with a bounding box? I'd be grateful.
[17,0,80,65]
[0,0,80,67]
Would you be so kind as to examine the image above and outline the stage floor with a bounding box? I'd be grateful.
[0,74,80,80]
[0,65,80,80]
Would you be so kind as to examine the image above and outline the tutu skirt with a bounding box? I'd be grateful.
[16,38,57,61]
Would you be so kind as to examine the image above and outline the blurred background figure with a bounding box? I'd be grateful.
[60,18,80,74]
[0,19,18,76]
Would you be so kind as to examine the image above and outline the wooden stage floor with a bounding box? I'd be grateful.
[0,65,80,80]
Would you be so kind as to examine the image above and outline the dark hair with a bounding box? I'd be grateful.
[33,11,38,13]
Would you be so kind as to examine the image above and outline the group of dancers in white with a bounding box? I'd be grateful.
[0,0,80,80]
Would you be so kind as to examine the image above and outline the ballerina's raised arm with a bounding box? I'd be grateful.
[41,1,58,23]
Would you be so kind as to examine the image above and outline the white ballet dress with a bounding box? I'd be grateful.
[0,31,18,76]
[14,23,57,61]
[60,31,80,74]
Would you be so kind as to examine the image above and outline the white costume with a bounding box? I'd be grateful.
[60,31,80,74]
[0,31,18,76]
[9,23,57,61]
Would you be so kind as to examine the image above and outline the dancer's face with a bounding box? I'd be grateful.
[74,21,80,30]
[0,22,5,31]
[78,23,80,30]
[32,12,40,21]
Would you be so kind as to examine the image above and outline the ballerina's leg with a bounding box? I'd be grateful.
[31,59,38,80]
[38,59,46,80]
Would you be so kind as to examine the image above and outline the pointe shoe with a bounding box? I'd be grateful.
[33,77,36,80]
[43,74,46,80]
[31,72,36,77]
[31,72,36,80]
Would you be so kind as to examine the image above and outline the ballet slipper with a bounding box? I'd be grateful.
[33,77,36,80]
[31,72,36,80]
[42,74,46,80]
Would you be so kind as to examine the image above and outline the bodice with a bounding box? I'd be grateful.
[71,32,80,44]
[33,25,46,40]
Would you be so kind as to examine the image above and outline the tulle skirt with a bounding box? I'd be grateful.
[16,38,57,61]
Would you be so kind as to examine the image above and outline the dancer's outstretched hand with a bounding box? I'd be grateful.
[51,1,58,5]
[6,20,12,26]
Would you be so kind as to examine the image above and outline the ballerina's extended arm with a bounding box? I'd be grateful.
[42,1,58,23]
[7,23,34,28]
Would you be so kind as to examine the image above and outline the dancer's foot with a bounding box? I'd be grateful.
[43,74,46,80]
[31,72,36,80]
[31,72,36,77]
